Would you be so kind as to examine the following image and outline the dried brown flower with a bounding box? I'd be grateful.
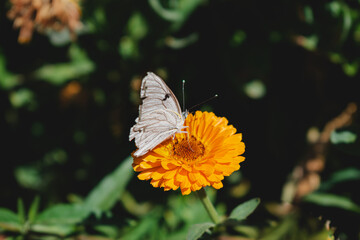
[7,0,82,43]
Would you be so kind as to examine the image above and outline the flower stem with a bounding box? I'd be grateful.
[196,188,221,224]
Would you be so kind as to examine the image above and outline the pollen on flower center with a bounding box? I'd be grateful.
[172,136,205,162]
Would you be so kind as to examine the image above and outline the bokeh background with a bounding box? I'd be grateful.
[1,0,360,239]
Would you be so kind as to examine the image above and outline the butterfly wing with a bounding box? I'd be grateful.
[129,72,185,157]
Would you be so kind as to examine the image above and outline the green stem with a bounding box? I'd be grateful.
[196,188,221,224]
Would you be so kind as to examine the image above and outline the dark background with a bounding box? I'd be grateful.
[1,0,360,238]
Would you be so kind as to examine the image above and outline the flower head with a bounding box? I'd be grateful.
[7,0,82,43]
[132,111,245,195]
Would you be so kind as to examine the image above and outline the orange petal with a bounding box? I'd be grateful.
[180,177,191,189]
[138,171,153,180]
[163,168,178,179]
[188,172,197,183]
[161,160,179,170]
[212,181,223,189]
[181,187,191,195]
[151,168,166,180]
[140,161,160,169]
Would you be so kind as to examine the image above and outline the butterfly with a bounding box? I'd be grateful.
[129,72,188,157]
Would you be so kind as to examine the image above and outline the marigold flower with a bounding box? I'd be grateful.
[132,111,245,195]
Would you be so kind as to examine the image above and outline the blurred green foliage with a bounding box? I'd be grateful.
[1,0,360,239]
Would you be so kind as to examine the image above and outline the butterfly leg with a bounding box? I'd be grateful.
[180,127,195,152]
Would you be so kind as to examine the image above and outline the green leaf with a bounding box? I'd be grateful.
[14,165,43,190]
[30,223,76,237]
[28,196,40,223]
[319,168,360,191]
[303,5,314,24]
[230,30,247,47]
[186,222,214,240]
[229,198,260,221]
[0,208,22,232]
[17,198,25,224]
[94,225,119,239]
[35,204,89,225]
[119,37,139,59]
[121,208,163,240]
[260,215,296,240]
[304,193,360,213]
[342,61,359,77]
[327,1,341,17]
[35,44,94,85]
[302,35,318,51]
[31,203,84,236]
[331,126,360,156]
[84,156,134,213]
[331,129,357,144]
[127,12,148,40]
[9,88,36,109]
[0,54,20,90]
[340,3,352,42]
[148,0,203,31]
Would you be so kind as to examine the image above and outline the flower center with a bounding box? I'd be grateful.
[172,136,205,162]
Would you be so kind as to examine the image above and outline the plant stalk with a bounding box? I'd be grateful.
[196,188,221,224]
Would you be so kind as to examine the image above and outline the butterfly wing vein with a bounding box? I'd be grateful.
[129,72,186,157]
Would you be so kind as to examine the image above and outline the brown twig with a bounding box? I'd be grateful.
[281,102,357,204]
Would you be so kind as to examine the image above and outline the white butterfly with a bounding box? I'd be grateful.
[129,72,188,157]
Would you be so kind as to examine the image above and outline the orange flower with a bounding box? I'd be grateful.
[132,111,245,195]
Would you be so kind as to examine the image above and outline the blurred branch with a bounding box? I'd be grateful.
[281,102,358,205]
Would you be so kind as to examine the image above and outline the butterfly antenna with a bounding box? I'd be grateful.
[181,79,194,152]
[187,94,218,112]
[182,79,186,112]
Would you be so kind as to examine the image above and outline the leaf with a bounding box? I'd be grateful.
[94,225,119,239]
[32,203,90,237]
[9,88,35,109]
[330,126,360,156]
[304,193,360,213]
[260,215,296,240]
[303,5,314,24]
[0,208,22,232]
[119,37,139,60]
[28,196,40,223]
[229,198,260,221]
[186,222,214,240]
[127,12,148,40]
[84,156,134,214]
[121,208,163,240]
[17,198,25,224]
[342,61,358,77]
[31,155,134,237]
[148,0,203,31]
[0,54,20,90]
[14,165,43,190]
[35,44,94,85]
[30,223,76,237]
[331,129,357,144]
[35,204,90,225]
[319,168,360,191]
